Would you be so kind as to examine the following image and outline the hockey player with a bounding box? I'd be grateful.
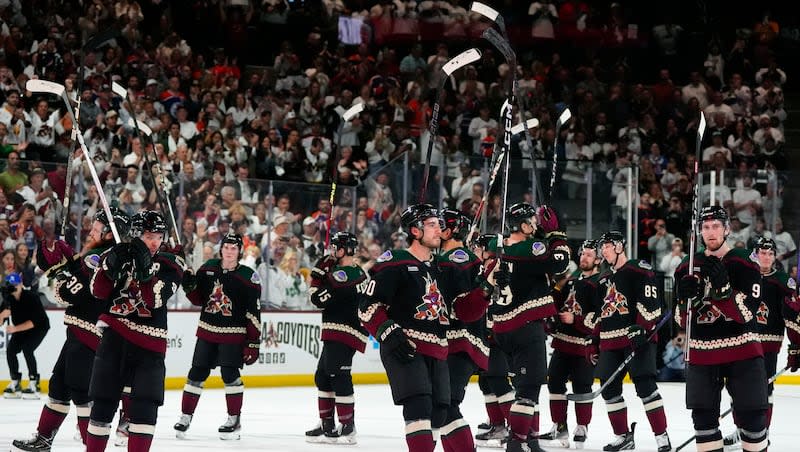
[304,231,368,445]
[539,239,601,449]
[86,211,185,452]
[173,232,261,441]
[585,231,670,452]
[10,209,130,452]
[674,205,766,452]
[490,203,570,452]
[437,208,489,451]
[358,203,496,452]
[723,236,800,447]
[473,233,514,447]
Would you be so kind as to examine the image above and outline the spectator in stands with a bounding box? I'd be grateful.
[0,151,27,194]
[659,238,685,279]
[271,248,309,311]
[772,218,797,270]
[732,174,762,225]
[657,330,686,382]
[15,168,52,216]
[726,216,751,249]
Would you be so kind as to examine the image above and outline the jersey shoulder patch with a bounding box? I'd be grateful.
[84,253,102,270]
[448,249,470,263]
[250,271,261,285]
[531,241,547,256]
[332,269,348,282]
[637,260,652,270]
[789,277,797,291]
[376,250,393,263]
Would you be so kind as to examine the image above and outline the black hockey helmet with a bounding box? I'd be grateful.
[506,202,537,233]
[94,206,131,238]
[475,233,495,249]
[598,231,626,247]
[754,236,777,251]
[400,203,441,236]
[130,210,168,238]
[220,232,244,258]
[699,205,730,227]
[330,231,358,256]
[441,208,471,242]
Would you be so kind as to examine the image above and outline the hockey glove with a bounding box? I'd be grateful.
[475,258,498,295]
[242,341,260,366]
[182,271,198,293]
[627,324,648,349]
[377,321,416,364]
[37,239,75,271]
[104,243,133,281]
[130,238,155,282]
[160,242,185,259]
[584,337,599,366]
[310,256,336,287]
[702,255,730,297]
[788,345,800,372]
[678,274,702,308]
[494,261,511,289]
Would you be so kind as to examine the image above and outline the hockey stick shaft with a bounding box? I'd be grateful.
[549,109,572,201]
[685,113,707,363]
[566,312,672,402]
[326,102,364,248]
[673,366,788,451]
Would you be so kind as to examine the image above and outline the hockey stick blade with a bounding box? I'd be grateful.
[26,79,65,96]
[556,108,572,129]
[342,102,364,122]
[443,48,482,76]
[111,81,128,99]
[481,27,515,63]
[566,312,671,402]
[128,117,153,136]
[510,118,539,135]
[469,2,499,21]
[697,113,707,142]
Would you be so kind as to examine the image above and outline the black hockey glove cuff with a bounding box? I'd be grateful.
[130,238,155,282]
[678,274,703,309]
[788,345,800,372]
[377,321,416,364]
[104,243,133,281]
[182,271,197,293]
[702,255,730,295]
[494,262,511,289]
[627,324,648,349]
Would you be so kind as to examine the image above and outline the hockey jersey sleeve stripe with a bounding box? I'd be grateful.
[358,302,389,337]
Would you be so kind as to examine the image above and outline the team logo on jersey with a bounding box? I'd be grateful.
[251,271,261,284]
[563,287,582,316]
[414,274,449,325]
[600,283,630,318]
[205,281,233,316]
[531,242,546,256]
[109,279,152,318]
[332,270,348,282]
[84,254,101,269]
[377,250,393,263]
[695,303,730,324]
[755,301,769,325]
[449,249,469,263]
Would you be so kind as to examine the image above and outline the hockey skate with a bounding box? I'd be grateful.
[655,431,672,452]
[4,380,21,399]
[573,425,588,449]
[506,437,532,452]
[603,422,636,451]
[219,414,241,440]
[332,422,357,445]
[114,412,130,446]
[21,377,40,400]
[11,433,54,452]
[477,419,492,430]
[723,429,741,450]
[475,424,508,448]
[305,418,337,443]
[174,414,193,439]
[537,422,569,448]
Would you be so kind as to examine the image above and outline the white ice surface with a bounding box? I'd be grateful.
[1,382,798,451]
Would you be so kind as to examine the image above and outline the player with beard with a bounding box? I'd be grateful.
[674,206,765,452]
[436,208,492,451]
[10,208,130,452]
[722,237,800,447]
[358,204,496,452]
[489,203,570,452]
[86,211,185,452]
[538,239,601,449]
[473,233,515,448]
[585,231,670,452]
[173,232,261,441]
[305,231,368,445]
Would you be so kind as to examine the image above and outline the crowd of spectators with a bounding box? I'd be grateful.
[0,0,796,310]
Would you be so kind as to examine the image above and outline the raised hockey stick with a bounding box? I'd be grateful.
[326,102,365,248]
[566,312,672,402]
[419,48,482,203]
[673,366,789,452]
[27,79,121,243]
[464,120,537,246]
[111,82,181,246]
[470,2,507,37]
[549,108,572,201]
[685,113,707,363]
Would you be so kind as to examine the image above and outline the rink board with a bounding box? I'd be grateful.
[1,309,798,390]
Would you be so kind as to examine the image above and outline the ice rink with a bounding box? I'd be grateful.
[1,381,798,451]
